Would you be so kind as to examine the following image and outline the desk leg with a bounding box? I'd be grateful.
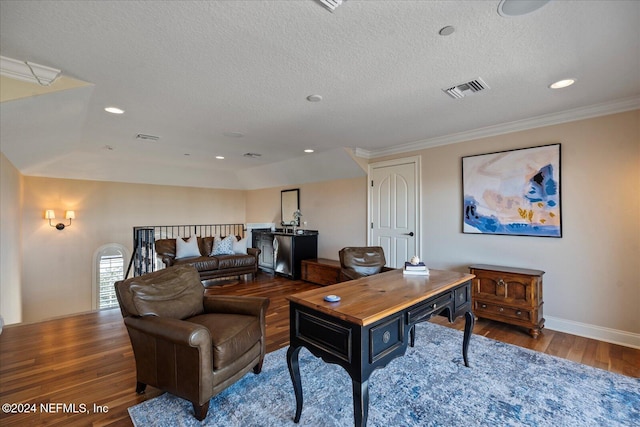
[286,346,303,423]
[352,379,369,427]
[462,310,474,367]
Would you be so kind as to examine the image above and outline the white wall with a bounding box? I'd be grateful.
[372,110,640,344]
[0,152,22,325]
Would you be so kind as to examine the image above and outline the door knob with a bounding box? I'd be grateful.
[403,232,414,236]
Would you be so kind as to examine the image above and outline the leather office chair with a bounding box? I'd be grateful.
[115,264,269,421]
[338,246,390,281]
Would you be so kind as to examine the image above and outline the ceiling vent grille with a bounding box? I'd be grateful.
[136,134,160,141]
[443,78,490,99]
[243,152,262,158]
[316,0,344,12]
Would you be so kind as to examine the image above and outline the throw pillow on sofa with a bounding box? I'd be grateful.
[233,236,248,255]
[176,236,201,259]
[211,235,235,255]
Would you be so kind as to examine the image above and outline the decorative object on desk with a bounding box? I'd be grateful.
[462,143,561,237]
[403,257,429,275]
[129,322,640,427]
[323,295,341,302]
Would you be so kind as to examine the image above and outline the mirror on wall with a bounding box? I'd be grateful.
[281,189,300,226]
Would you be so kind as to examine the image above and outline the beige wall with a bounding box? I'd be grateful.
[3,110,638,345]
[19,178,246,323]
[1,152,23,325]
[371,110,640,339]
[246,177,368,259]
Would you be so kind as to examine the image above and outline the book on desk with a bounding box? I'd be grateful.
[403,262,429,275]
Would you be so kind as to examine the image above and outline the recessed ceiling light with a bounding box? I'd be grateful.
[306,94,323,102]
[549,79,576,89]
[216,156,225,160]
[439,26,455,36]
[104,106,124,114]
[498,0,550,17]
[304,149,314,153]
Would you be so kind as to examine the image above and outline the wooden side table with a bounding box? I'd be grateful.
[301,258,341,286]
[469,264,544,338]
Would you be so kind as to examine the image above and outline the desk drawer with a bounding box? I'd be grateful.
[369,315,404,363]
[454,284,471,311]
[294,310,352,362]
[474,300,532,322]
[407,293,452,324]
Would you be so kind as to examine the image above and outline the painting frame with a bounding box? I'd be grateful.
[462,143,562,238]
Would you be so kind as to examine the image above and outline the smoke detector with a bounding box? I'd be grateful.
[443,78,490,99]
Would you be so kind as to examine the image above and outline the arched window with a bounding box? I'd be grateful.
[92,244,129,310]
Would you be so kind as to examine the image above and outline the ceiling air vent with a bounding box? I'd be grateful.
[443,78,490,99]
[136,134,160,141]
[243,152,262,158]
[316,0,344,12]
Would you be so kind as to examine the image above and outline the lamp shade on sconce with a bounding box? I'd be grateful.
[45,209,76,230]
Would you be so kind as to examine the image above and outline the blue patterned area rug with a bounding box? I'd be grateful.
[128,322,639,426]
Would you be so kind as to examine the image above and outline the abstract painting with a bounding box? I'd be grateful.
[462,144,561,237]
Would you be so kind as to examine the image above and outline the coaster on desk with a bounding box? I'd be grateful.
[324,295,341,302]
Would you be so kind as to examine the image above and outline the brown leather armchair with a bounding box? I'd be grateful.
[115,264,269,421]
[338,246,392,281]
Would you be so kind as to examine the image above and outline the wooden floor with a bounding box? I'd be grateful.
[1,273,638,426]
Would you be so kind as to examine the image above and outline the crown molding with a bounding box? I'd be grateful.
[354,96,640,159]
[0,56,61,86]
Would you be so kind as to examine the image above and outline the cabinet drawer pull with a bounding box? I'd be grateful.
[498,307,504,312]
[497,279,506,287]
[481,304,487,309]
[432,303,437,309]
[516,310,522,316]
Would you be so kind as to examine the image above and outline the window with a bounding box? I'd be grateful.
[93,244,129,310]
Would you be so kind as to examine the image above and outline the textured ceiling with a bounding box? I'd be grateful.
[1,0,639,189]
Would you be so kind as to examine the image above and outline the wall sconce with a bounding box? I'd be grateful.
[45,209,75,230]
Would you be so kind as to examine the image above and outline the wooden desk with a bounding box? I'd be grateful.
[286,269,475,427]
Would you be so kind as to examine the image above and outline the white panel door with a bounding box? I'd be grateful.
[369,158,419,268]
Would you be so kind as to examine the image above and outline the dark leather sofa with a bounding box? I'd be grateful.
[155,236,260,281]
[115,264,270,420]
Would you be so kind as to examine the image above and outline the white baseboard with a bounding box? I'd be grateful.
[545,316,640,349]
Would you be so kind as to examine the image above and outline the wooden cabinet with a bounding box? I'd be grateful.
[301,258,342,286]
[469,264,544,338]
[255,233,275,273]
